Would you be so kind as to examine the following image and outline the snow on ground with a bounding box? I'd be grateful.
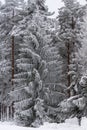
[0,117,87,130]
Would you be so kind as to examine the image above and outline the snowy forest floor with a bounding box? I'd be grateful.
[0,117,87,130]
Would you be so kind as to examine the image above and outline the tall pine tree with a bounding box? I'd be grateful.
[58,0,85,97]
[10,0,51,127]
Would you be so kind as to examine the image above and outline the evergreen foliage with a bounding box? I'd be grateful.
[0,0,87,127]
[10,0,51,126]
[58,0,85,97]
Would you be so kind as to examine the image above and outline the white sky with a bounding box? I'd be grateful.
[46,0,86,17]
[0,0,86,17]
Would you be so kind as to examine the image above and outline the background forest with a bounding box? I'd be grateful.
[0,0,87,127]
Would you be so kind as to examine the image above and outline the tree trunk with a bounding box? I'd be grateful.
[67,17,76,97]
[12,35,14,86]
[11,9,15,119]
[67,43,70,97]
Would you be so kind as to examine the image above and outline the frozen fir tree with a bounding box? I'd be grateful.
[42,30,66,121]
[10,0,51,127]
[58,0,85,97]
[57,74,87,125]
[0,0,25,121]
[78,5,87,76]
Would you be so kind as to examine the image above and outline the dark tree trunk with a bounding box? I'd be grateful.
[67,43,70,97]
[12,35,14,86]
[11,9,15,118]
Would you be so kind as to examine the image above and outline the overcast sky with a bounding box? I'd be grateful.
[0,0,86,17]
[46,0,86,17]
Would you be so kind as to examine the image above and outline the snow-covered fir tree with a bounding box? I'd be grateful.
[10,0,53,127]
[78,4,87,76]
[0,0,26,121]
[42,29,66,121]
[58,0,85,97]
[57,74,87,125]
